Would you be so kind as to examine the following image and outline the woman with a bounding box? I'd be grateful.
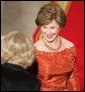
[34,4,80,91]
[1,31,41,91]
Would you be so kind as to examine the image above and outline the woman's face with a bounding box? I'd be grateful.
[41,20,60,42]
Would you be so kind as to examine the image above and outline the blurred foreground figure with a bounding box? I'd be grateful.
[1,31,41,91]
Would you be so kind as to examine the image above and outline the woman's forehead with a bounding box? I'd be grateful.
[42,20,59,27]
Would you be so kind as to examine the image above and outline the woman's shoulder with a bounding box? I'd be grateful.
[34,39,45,51]
[60,36,75,49]
[34,39,43,47]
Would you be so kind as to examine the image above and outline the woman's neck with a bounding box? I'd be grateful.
[42,36,62,51]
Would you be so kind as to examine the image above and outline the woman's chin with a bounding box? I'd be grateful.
[45,39,55,43]
[44,36,57,42]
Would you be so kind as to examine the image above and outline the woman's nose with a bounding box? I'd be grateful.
[46,29,51,34]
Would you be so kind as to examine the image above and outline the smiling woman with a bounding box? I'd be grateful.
[34,3,80,91]
[41,20,60,42]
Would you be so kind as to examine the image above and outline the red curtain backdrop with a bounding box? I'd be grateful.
[60,1,84,91]
[32,1,84,91]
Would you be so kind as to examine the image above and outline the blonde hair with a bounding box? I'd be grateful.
[1,31,35,68]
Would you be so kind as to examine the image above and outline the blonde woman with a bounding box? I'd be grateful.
[1,31,41,91]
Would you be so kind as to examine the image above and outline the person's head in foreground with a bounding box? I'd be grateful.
[1,31,35,69]
[1,31,41,91]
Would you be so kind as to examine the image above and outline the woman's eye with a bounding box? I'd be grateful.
[43,27,47,29]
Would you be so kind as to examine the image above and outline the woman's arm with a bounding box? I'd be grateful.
[67,57,80,91]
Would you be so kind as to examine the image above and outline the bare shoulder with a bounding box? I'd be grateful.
[60,36,75,49]
[34,39,45,51]
[34,39,43,47]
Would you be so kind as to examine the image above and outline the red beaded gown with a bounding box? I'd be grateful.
[35,46,80,91]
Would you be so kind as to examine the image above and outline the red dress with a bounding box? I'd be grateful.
[35,46,80,91]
